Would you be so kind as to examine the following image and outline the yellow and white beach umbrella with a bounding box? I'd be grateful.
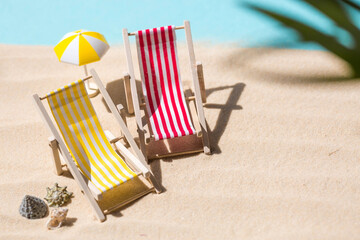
[54,30,109,66]
[54,30,110,97]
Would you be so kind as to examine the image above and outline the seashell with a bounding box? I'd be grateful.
[46,207,68,230]
[19,195,48,219]
[44,183,73,207]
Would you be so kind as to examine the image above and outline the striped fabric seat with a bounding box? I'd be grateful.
[47,80,137,192]
[136,25,196,141]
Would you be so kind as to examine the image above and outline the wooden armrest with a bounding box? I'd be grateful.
[104,130,150,177]
[186,96,195,102]
[109,136,124,144]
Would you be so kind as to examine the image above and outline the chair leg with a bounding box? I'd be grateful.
[196,62,207,103]
[116,104,129,145]
[48,136,63,175]
[124,73,134,115]
[203,145,211,155]
[138,129,148,163]
[201,122,211,155]
[147,175,162,194]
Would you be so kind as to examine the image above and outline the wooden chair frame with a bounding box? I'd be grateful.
[122,20,211,162]
[32,69,161,222]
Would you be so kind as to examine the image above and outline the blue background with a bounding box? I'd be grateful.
[0,0,359,49]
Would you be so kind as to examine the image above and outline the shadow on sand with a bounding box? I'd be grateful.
[222,47,355,84]
[205,83,245,154]
[101,77,141,115]
[102,78,245,191]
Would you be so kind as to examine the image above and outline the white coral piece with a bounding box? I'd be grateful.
[46,207,68,230]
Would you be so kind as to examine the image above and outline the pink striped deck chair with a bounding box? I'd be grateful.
[122,21,211,161]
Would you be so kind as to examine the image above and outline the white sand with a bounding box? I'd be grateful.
[0,43,359,239]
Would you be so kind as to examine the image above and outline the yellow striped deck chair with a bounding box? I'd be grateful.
[47,80,136,192]
[33,70,161,222]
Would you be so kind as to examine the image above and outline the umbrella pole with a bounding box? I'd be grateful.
[84,64,88,75]
[83,65,99,98]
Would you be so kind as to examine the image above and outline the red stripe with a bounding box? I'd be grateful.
[145,29,171,139]
[138,30,162,139]
[160,26,186,136]
[153,28,178,138]
[168,26,194,135]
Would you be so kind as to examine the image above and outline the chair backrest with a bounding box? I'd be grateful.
[135,25,196,141]
[46,80,136,192]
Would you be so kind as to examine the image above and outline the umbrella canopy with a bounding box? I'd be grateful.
[54,30,109,66]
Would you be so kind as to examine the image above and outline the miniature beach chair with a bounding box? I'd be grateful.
[122,20,210,161]
[32,69,161,222]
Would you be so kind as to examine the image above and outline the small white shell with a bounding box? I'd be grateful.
[46,207,68,230]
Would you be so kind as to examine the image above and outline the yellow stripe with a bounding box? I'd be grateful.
[54,35,78,61]
[77,83,137,179]
[47,94,81,170]
[47,93,108,191]
[78,35,100,66]
[48,92,88,173]
[73,84,129,182]
[82,31,109,45]
[47,80,137,192]
[65,83,126,184]
[49,89,109,191]
[59,85,117,189]
[78,83,136,177]
[52,85,111,190]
